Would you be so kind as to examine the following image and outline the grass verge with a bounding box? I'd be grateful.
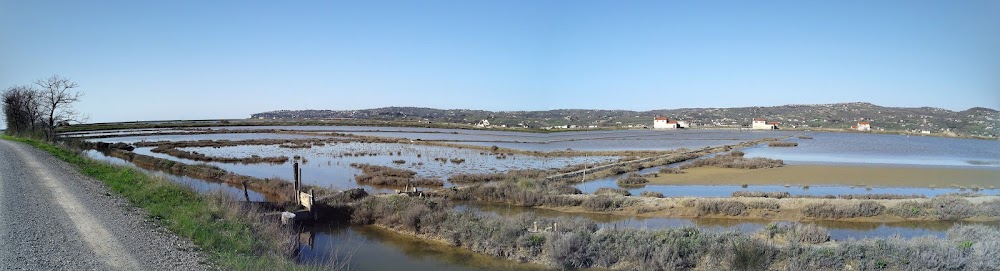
[2,135,314,270]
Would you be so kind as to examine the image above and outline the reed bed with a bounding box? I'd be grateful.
[768,141,798,147]
[615,173,649,187]
[350,163,443,187]
[680,151,784,170]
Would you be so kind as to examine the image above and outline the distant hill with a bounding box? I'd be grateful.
[251,102,998,137]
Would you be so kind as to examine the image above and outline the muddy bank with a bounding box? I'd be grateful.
[648,165,1000,188]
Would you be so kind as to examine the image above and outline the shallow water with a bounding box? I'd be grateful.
[199,126,794,151]
[297,225,549,271]
[132,143,617,193]
[743,132,1000,168]
[87,132,331,144]
[576,177,999,198]
[83,150,267,201]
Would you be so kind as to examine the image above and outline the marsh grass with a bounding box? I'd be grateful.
[681,151,783,170]
[594,187,631,197]
[350,163,443,187]
[802,201,885,219]
[767,141,798,147]
[615,173,648,187]
[640,191,665,198]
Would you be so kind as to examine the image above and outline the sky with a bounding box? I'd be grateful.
[2,0,998,123]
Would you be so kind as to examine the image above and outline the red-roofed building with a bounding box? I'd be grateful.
[654,117,692,129]
[853,121,871,131]
[752,118,779,130]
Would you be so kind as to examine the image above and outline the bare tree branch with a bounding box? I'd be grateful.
[34,75,84,127]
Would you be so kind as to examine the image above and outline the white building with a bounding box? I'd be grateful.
[751,118,779,130]
[476,119,490,127]
[653,117,675,129]
[677,121,690,128]
[851,121,871,131]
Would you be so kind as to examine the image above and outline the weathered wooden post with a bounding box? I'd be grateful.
[310,189,316,221]
[241,181,250,202]
[293,162,300,203]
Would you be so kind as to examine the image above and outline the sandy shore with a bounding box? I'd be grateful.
[647,165,1000,188]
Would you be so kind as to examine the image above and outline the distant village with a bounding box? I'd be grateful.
[474,116,897,133]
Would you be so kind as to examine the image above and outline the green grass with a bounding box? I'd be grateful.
[2,135,315,270]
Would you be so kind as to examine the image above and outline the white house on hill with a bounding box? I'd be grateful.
[851,121,871,131]
[476,119,490,127]
[654,117,690,129]
[752,118,779,130]
[653,117,673,129]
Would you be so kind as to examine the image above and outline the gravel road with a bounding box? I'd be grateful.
[0,139,212,270]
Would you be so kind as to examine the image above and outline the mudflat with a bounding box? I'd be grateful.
[648,165,1000,187]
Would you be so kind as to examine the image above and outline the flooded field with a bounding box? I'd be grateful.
[743,132,1000,168]
[197,126,795,151]
[64,126,1000,270]
[131,142,616,193]
[88,132,331,144]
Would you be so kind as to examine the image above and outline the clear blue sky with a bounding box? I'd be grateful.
[2,0,997,123]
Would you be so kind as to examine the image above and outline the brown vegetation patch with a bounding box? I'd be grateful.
[150,145,289,164]
[680,151,784,170]
[732,191,791,199]
[768,141,798,147]
[594,187,631,197]
[350,163,443,187]
[802,201,885,219]
[615,173,649,187]
[696,200,748,216]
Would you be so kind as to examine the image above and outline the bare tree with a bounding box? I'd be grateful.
[2,85,42,136]
[34,75,85,131]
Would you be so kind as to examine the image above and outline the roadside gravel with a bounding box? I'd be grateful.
[0,139,213,270]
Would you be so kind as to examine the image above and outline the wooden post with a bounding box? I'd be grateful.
[241,181,250,202]
[310,189,316,221]
[293,162,300,195]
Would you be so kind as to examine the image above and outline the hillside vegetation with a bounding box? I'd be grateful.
[252,102,998,137]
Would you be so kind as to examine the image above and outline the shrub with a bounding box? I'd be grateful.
[550,184,583,195]
[615,173,648,187]
[448,173,507,184]
[746,199,780,210]
[697,200,747,216]
[729,238,773,271]
[681,152,784,170]
[732,191,790,199]
[789,223,830,244]
[350,163,440,187]
[979,199,1000,217]
[802,201,885,219]
[594,187,631,197]
[606,166,628,175]
[930,197,975,220]
[582,196,631,211]
[547,230,594,269]
[659,167,684,174]
[836,194,925,200]
[640,191,665,198]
